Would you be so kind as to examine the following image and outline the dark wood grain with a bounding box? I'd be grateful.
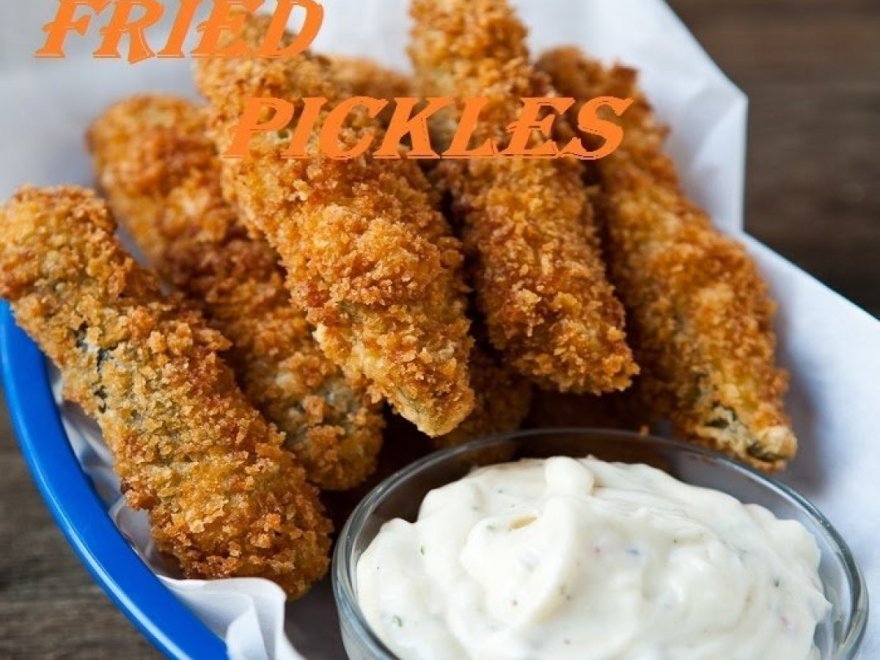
[0,1,877,657]
[0,396,157,659]
[669,0,880,317]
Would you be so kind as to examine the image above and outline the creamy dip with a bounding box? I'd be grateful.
[356,456,829,660]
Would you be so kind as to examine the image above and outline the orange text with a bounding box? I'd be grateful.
[35,0,324,63]
[226,95,633,161]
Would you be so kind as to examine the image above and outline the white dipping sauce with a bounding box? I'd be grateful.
[356,456,830,660]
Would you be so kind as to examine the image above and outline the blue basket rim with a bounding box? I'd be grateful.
[0,301,226,659]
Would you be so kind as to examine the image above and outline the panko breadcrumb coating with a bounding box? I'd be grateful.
[409,0,637,394]
[328,346,531,528]
[324,414,435,529]
[537,48,796,471]
[87,94,386,491]
[0,186,331,595]
[327,55,413,128]
[328,52,531,448]
[328,55,412,101]
[194,15,475,437]
[434,341,532,449]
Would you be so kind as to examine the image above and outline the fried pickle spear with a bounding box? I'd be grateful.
[327,347,532,528]
[536,48,796,471]
[328,53,530,447]
[194,15,475,437]
[88,94,385,491]
[0,186,331,595]
[434,340,532,449]
[331,53,531,449]
[409,0,637,394]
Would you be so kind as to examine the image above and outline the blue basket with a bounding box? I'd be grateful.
[0,302,227,659]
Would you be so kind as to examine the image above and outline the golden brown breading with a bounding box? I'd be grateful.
[327,55,413,128]
[0,186,331,595]
[327,55,412,100]
[409,0,637,394]
[194,15,475,437]
[87,94,385,491]
[328,348,531,526]
[328,52,530,448]
[536,48,796,471]
[434,342,532,448]
[324,413,435,529]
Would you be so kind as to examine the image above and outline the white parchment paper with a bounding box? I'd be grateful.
[1,0,876,657]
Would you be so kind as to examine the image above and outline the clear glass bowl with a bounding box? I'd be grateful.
[333,429,868,659]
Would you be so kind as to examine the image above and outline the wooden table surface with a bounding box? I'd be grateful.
[1,1,877,657]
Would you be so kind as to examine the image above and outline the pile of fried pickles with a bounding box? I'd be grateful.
[0,0,796,596]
